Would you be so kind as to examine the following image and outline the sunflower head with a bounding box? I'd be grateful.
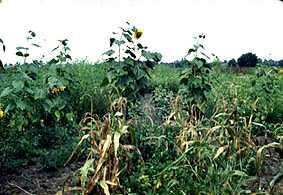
[0,109,5,119]
[134,29,143,40]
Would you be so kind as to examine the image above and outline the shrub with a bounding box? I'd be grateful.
[237,52,258,67]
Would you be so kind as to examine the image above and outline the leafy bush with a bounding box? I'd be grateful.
[0,64,79,130]
[70,62,110,117]
[0,63,80,171]
[237,52,258,67]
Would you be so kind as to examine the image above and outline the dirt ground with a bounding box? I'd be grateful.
[0,162,82,195]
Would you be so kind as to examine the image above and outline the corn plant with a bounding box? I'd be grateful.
[62,97,138,195]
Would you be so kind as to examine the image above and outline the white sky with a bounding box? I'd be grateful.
[0,0,283,63]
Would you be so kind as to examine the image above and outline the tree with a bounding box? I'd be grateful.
[228,58,237,67]
[278,59,283,67]
[237,52,258,67]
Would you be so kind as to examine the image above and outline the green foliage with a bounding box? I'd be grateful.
[40,132,78,170]
[120,97,254,194]
[102,22,162,101]
[0,64,78,131]
[249,66,280,124]
[179,34,213,105]
[150,64,182,92]
[237,52,258,67]
[70,62,110,117]
[0,63,80,171]
[228,58,237,67]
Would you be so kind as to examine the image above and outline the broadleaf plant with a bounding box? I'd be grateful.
[179,34,213,106]
[102,22,162,102]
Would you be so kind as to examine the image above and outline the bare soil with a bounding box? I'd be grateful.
[0,162,82,195]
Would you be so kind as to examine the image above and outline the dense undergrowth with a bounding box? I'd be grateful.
[0,24,283,194]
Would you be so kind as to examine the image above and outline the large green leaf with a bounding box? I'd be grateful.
[16,51,24,57]
[110,38,115,47]
[125,49,136,59]
[0,87,13,98]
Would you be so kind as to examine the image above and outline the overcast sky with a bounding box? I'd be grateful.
[0,0,283,63]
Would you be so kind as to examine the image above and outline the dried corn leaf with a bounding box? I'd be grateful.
[213,145,228,160]
[256,142,281,171]
[99,180,110,195]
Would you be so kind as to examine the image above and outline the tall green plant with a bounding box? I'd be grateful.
[102,22,162,101]
[179,34,213,106]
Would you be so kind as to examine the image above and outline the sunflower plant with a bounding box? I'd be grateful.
[179,34,214,107]
[15,31,41,64]
[102,22,162,101]
[0,64,78,131]
[48,39,72,65]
